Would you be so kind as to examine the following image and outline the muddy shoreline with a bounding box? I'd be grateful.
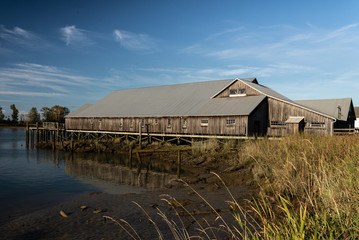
[1,179,257,240]
[1,139,258,239]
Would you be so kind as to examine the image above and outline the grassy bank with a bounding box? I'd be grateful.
[228,134,359,239]
[122,135,359,239]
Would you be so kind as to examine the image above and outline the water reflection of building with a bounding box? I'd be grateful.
[65,153,177,190]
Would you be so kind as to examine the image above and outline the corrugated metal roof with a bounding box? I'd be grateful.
[355,107,359,118]
[68,104,94,116]
[295,98,353,120]
[240,79,292,102]
[67,79,266,118]
[286,116,304,124]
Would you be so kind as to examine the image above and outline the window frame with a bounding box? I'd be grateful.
[226,119,236,126]
[201,119,209,127]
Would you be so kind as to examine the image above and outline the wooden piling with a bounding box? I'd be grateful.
[56,122,59,142]
[52,130,55,151]
[36,122,39,144]
[26,122,29,149]
[139,122,142,149]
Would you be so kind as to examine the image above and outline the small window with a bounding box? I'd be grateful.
[310,122,325,128]
[201,119,209,127]
[226,119,236,125]
[183,119,187,129]
[271,121,286,126]
[154,119,158,125]
[141,119,145,128]
[120,118,123,127]
[229,88,246,97]
[167,118,171,128]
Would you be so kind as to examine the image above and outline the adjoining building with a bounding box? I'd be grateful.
[355,107,359,132]
[65,78,355,137]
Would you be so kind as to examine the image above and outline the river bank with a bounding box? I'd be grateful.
[0,178,256,239]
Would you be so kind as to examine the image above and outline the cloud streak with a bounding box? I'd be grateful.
[0,63,96,97]
[0,25,46,48]
[113,29,157,51]
[60,25,93,46]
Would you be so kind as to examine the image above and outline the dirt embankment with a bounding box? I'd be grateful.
[36,138,256,188]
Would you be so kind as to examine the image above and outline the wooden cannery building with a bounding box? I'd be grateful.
[65,78,355,137]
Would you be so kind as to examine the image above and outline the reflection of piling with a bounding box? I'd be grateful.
[177,150,181,178]
[136,152,142,176]
[129,146,133,168]
[30,129,34,149]
[26,122,29,149]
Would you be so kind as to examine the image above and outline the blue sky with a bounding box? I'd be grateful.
[1,0,359,118]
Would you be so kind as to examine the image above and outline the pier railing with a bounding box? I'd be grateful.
[333,128,356,135]
[42,122,65,130]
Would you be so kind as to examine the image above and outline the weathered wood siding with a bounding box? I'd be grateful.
[215,81,261,98]
[66,115,249,136]
[267,98,334,136]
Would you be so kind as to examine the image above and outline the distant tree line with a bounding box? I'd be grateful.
[0,104,70,126]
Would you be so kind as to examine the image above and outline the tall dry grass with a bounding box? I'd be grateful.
[106,134,359,239]
[233,134,359,239]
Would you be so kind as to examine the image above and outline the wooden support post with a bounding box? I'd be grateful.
[177,137,180,145]
[36,122,39,144]
[52,131,55,151]
[56,122,59,142]
[26,122,29,149]
[139,122,142,149]
[177,150,181,178]
[129,146,133,168]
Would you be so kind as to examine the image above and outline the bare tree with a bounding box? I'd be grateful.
[27,107,40,123]
[10,104,19,123]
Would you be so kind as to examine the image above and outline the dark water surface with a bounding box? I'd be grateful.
[0,128,176,225]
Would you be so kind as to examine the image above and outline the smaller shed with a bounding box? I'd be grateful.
[285,116,305,134]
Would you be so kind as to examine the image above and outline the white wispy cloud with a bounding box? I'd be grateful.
[317,23,359,42]
[0,63,96,97]
[0,91,64,97]
[60,25,93,46]
[113,29,157,51]
[0,25,45,48]
[206,26,244,40]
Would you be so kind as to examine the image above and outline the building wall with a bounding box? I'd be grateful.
[248,98,268,136]
[65,115,249,136]
[267,98,334,136]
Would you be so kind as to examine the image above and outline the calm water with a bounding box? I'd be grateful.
[0,128,176,225]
